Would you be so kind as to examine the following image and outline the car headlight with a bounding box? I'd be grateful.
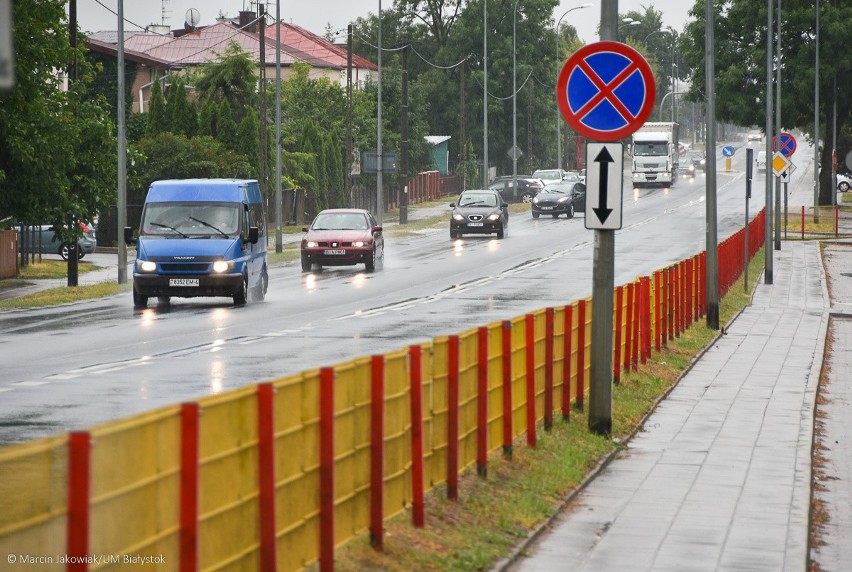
[353,240,369,247]
[306,241,319,248]
[212,260,233,273]
[532,197,539,204]
[452,213,465,221]
[487,213,501,221]
[557,197,569,203]
[138,260,156,272]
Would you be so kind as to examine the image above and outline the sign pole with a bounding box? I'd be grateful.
[745,148,753,292]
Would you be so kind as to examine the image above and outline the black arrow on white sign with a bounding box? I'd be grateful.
[592,147,614,224]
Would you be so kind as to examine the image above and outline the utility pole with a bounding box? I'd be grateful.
[377,0,383,224]
[400,45,409,224]
[117,0,127,285]
[259,6,268,201]
[774,0,781,251]
[705,0,719,329]
[764,0,774,282]
[813,0,820,223]
[67,0,79,286]
[588,0,617,436]
[483,0,489,187]
[346,25,353,207]
[274,0,282,252]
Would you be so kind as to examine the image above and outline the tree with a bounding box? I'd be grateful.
[166,77,197,138]
[197,99,217,138]
[193,42,258,123]
[146,78,168,138]
[0,0,116,238]
[681,0,852,203]
[217,99,239,152]
[237,108,260,178]
[326,135,345,208]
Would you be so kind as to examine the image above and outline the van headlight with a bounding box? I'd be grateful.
[138,260,156,272]
[212,260,233,273]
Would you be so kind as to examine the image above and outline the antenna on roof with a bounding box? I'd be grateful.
[161,0,171,26]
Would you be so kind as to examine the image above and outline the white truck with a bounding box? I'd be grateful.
[631,122,679,187]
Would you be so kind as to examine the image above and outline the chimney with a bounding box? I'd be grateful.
[239,11,257,33]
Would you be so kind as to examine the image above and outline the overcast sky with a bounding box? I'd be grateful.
[75,1,696,42]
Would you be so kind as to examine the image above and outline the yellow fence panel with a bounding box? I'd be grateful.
[332,357,372,546]
[485,322,504,454]
[427,337,449,489]
[0,436,68,569]
[89,407,181,571]
[530,310,546,424]
[196,386,260,571]
[383,348,412,520]
[457,328,479,473]
[273,371,321,572]
[508,315,527,441]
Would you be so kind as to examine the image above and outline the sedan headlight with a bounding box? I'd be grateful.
[532,197,540,204]
[306,241,319,248]
[557,196,569,203]
[452,213,465,221]
[138,260,156,272]
[487,213,501,221]
[212,260,233,273]
[353,240,369,247]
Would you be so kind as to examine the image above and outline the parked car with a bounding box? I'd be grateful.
[747,130,763,143]
[487,176,544,203]
[838,173,852,192]
[17,222,96,260]
[578,169,586,184]
[301,209,384,272]
[450,189,508,239]
[531,181,586,219]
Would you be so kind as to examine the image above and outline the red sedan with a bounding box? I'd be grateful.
[301,209,384,272]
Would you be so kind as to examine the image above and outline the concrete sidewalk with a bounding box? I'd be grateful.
[507,240,828,571]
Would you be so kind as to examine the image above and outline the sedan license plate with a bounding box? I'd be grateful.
[467,222,484,227]
[324,249,346,255]
[169,278,199,287]
[540,206,554,210]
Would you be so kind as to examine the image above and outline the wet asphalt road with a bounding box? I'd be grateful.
[0,141,795,444]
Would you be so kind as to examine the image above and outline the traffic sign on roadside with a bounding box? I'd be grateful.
[722,146,735,157]
[771,132,797,157]
[772,152,792,178]
[557,41,655,142]
[585,143,624,230]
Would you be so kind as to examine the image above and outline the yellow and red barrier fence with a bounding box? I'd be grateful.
[0,209,766,571]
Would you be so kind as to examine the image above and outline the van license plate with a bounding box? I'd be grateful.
[324,249,346,255]
[169,278,199,287]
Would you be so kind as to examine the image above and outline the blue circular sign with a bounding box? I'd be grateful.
[557,42,655,141]
[722,146,735,157]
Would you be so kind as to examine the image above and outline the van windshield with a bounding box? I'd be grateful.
[140,202,240,237]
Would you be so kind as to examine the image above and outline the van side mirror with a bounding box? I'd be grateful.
[246,226,259,245]
[124,227,137,245]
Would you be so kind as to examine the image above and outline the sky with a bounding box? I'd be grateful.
[75,0,696,42]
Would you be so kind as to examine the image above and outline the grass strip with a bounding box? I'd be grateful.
[0,282,131,310]
[14,259,100,279]
[332,247,765,572]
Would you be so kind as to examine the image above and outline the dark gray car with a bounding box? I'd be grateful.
[531,182,586,219]
[17,223,97,260]
[450,190,509,239]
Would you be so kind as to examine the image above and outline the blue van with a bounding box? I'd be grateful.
[125,179,268,307]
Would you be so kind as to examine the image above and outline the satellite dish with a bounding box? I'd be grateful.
[185,8,201,28]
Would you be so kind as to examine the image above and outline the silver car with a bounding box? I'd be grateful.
[17,223,97,260]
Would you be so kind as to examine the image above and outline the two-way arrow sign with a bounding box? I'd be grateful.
[585,142,624,230]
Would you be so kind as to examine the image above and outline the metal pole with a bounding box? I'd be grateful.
[377,0,383,224]
[400,45,409,224]
[512,2,517,199]
[275,0,282,252]
[745,148,753,292]
[588,0,617,437]
[705,0,719,329]
[483,0,489,187]
[117,0,127,285]
[814,0,820,223]
[764,0,774,283]
[774,0,781,250]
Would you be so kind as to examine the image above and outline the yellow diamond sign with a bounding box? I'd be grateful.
[772,152,791,178]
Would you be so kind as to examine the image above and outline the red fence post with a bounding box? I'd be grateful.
[525,314,537,449]
[257,384,277,572]
[544,308,554,431]
[319,368,335,571]
[686,259,693,327]
[641,277,650,364]
[624,283,633,372]
[67,432,91,572]
[631,282,640,370]
[661,268,669,345]
[653,272,661,352]
[614,286,623,384]
[370,355,385,550]
[501,321,513,458]
[562,305,573,421]
[477,327,489,477]
[180,404,200,572]
[447,335,460,499]
[408,345,425,527]
[576,301,586,410]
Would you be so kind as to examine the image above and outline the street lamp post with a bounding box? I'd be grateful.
[513,1,517,199]
[555,3,593,171]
